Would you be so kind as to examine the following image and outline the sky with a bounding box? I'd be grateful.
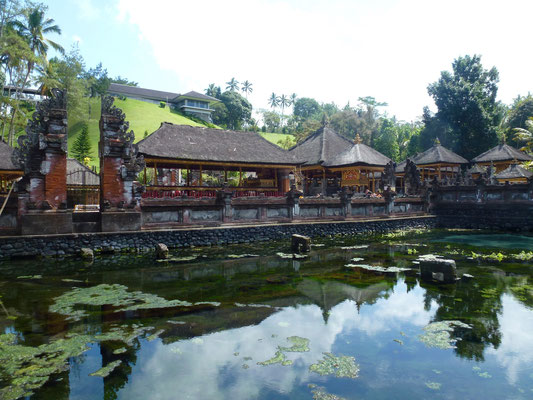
[44,0,533,122]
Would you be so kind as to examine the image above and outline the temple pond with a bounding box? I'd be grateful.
[1,229,533,399]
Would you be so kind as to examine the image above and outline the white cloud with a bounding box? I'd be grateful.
[116,0,533,121]
[73,0,100,20]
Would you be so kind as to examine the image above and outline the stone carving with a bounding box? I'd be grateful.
[12,89,68,209]
[403,159,421,196]
[380,160,396,190]
[99,96,146,209]
[12,88,68,175]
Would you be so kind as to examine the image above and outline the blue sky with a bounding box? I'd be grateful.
[44,0,533,122]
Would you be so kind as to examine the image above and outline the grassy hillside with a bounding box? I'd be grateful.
[259,132,295,148]
[68,97,296,167]
[67,97,206,167]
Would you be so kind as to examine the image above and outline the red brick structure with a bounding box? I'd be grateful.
[13,89,68,210]
[99,96,145,231]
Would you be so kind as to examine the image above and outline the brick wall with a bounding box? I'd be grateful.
[44,153,67,208]
[101,157,124,207]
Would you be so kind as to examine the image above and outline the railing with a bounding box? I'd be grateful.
[142,186,285,199]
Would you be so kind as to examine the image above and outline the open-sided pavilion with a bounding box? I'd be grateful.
[137,123,298,198]
[471,141,533,172]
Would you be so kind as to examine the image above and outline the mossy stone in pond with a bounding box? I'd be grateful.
[89,360,122,377]
[309,352,359,379]
[418,320,471,349]
[49,284,192,321]
[311,387,347,400]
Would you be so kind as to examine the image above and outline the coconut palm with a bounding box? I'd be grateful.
[205,83,220,98]
[268,92,278,109]
[226,77,239,92]
[279,94,290,127]
[241,80,253,98]
[514,117,533,153]
[289,93,297,107]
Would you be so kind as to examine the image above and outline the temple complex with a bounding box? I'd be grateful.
[471,140,533,172]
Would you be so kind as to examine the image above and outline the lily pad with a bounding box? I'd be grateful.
[89,360,122,378]
[279,336,310,353]
[340,245,369,250]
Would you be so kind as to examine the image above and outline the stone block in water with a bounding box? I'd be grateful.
[291,234,311,253]
[155,243,169,259]
[80,248,94,260]
[419,258,457,284]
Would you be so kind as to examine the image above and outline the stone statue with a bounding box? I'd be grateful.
[380,160,396,191]
[403,159,421,196]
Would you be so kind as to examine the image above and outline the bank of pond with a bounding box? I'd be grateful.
[0,229,533,399]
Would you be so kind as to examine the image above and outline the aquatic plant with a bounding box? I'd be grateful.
[311,386,347,400]
[257,350,291,366]
[89,360,122,377]
[344,264,410,273]
[113,347,127,354]
[278,336,310,352]
[309,352,359,379]
[340,245,369,250]
[146,329,165,342]
[49,284,193,321]
[227,254,259,259]
[16,275,42,279]
[351,257,364,262]
[0,333,92,400]
[276,252,308,259]
[418,320,471,349]
[425,382,441,390]
[407,248,418,255]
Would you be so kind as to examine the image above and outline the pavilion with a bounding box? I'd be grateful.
[289,125,390,195]
[136,123,298,197]
[493,163,533,184]
[396,139,468,189]
[471,141,533,172]
[0,141,23,194]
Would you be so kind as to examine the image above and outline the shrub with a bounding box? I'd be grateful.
[159,101,166,108]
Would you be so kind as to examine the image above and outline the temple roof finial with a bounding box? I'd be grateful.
[354,133,362,144]
[434,137,441,146]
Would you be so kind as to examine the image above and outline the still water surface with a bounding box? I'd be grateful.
[1,230,533,399]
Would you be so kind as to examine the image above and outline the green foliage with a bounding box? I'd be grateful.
[293,97,320,120]
[71,122,91,162]
[218,90,252,130]
[262,110,281,132]
[373,118,400,161]
[159,101,166,108]
[276,135,296,149]
[427,55,501,159]
[84,62,110,97]
[110,75,137,86]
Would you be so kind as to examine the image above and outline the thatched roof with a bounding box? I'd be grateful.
[471,143,533,163]
[289,125,353,166]
[0,141,20,171]
[67,159,99,186]
[494,164,533,180]
[138,123,296,166]
[396,160,407,173]
[466,164,486,175]
[325,140,391,167]
[412,141,468,165]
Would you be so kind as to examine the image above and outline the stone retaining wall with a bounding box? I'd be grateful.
[0,216,436,259]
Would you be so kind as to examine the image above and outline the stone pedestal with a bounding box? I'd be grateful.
[21,212,72,235]
[420,258,457,284]
[101,211,141,232]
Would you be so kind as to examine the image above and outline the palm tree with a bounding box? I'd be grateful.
[226,77,239,92]
[514,117,533,153]
[268,92,278,109]
[289,93,297,107]
[8,7,63,145]
[205,83,220,98]
[241,80,253,98]
[279,94,290,127]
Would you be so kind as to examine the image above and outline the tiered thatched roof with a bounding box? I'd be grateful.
[472,143,533,163]
[494,164,533,180]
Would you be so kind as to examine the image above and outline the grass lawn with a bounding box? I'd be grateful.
[67,97,206,167]
[259,131,296,148]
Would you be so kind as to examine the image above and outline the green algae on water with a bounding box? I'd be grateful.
[276,252,308,259]
[113,347,127,354]
[278,336,310,352]
[425,382,441,390]
[257,350,289,366]
[344,264,409,273]
[89,360,122,378]
[227,254,259,259]
[309,352,359,379]
[146,329,165,342]
[49,284,193,321]
[419,320,471,349]
[16,275,42,279]
[312,386,347,400]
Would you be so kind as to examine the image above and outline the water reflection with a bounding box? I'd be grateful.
[0,231,532,399]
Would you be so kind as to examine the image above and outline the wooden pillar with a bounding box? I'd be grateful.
[224,168,227,183]
[274,168,278,188]
[372,170,375,192]
[186,166,190,186]
[322,168,326,195]
[199,164,203,186]
[143,167,147,185]
[154,163,158,186]
[438,165,441,180]
[238,167,242,187]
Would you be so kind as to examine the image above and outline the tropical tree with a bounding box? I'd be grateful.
[241,80,253,98]
[278,94,290,126]
[268,92,278,109]
[514,117,533,153]
[289,93,297,107]
[293,97,320,120]
[205,83,221,98]
[427,54,500,159]
[218,91,252,130]
[72,122,92,161]
[225,77,239,92]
